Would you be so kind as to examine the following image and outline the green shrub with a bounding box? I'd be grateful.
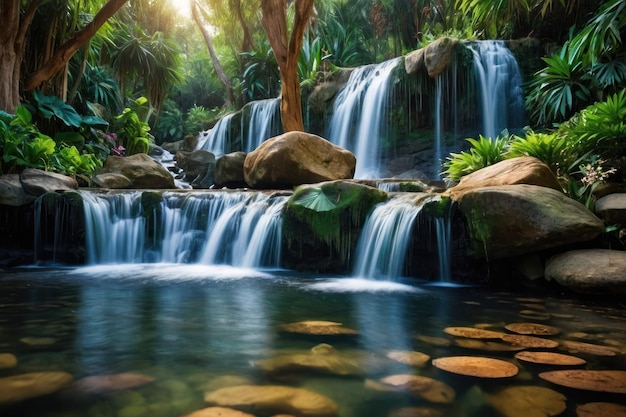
[442,133,511,181]
[508,129,572,177]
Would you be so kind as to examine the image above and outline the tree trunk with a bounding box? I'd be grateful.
[192,0,235,108]
[229,0,253,52]
[24,0,128,92]
[0,0,41,112]
[261,0,314,132]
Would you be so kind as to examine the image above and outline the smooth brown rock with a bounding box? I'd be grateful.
[69,372,156,395]
[0,372,73,404]
[379,374,455,404]
[545,249,626,295]
[215,152,247,188]
[432,356,519,378]
[0,174,35,206]
[98,153,175,189]
[485,386,566,417]
[243,131,355,189]
[93,172,133,189]
[405,37,459,77]
[204,385,338,417]
[20,168,78,196]
[0,353,17,369]
[447,157,562,201]
[183,407,256,417]
[457,184,604,260]
[595,193,626,225]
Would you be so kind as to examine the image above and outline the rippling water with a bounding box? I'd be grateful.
[0,265,624,417]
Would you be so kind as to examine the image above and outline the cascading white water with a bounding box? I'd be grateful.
[82,192,146,264]
[469,41,525,139]
[80,191,287,268]
[327,58,400,179]
[433,75,444,178]
[352,194,427,280]
[195,113,235,156]
[244,98,281,152]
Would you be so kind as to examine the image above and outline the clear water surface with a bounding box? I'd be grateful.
[0,265,624,417]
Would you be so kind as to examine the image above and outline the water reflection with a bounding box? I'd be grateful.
[0,267,624,417]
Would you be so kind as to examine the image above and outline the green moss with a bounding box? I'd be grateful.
[284,181,388,267]
[141,191,163,217]
[465,206,493,261]
[399,182,427,192]
[423,195,451,217]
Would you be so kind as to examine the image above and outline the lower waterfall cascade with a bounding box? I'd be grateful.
[33,189,454,281]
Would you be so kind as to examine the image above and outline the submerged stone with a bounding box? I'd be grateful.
[204,384,338,417]
[0,353,17,369]
[69,372,156,395]
[378,374,456,404]
[0,371,73,404]
[485,386,566,417]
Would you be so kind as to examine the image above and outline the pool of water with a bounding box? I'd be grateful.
[0,264,624,417]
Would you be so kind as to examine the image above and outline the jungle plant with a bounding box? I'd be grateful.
[240,38,281,101]
[558,89,626,158]
[152,99,184,144]
[115,97,152,155]
[51,145,103,180]
[508,128,572,177]
[184,104,219,136]
[567,155,617,210]
[525,0,626,126]
[442,132,511,181]
[524,43,591,126]
[298,33,331,88]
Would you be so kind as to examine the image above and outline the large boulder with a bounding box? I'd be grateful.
[20,168,78,196]
[545,249,626,295]
[96,153,175,189]
[204,385,338,417]
[243,131,356,189]
[0,174,35,206]
[447,157,562,201]
[595,193,626,225]
[457,184,605,260]
[176,150,216,188]
[215,152,247,188]
[405,37,459,77]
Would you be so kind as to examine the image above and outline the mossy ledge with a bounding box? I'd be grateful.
[282,180,388,272]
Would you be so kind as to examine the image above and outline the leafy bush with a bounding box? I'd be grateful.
[442,133,511,181]
[508,129,572,176]
[152,100,184,144]
[184,104,219,136]
[115,97,152,155]
[558,89,626,157]
[0,105,102,178]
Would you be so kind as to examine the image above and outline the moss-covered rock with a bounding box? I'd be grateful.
[282,180,388,272]
[457,184,604,260]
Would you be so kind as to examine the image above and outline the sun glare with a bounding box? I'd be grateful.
[167,0,192,19]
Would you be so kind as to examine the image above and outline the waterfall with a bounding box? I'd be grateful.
[82,192,146,264]
[327,58,400,179]
[80,191,287,267]
[244,98,281,152]
[433,75,443,179]
[352,195,427,280]
[469,41,525,139]
[196,113,236,156]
